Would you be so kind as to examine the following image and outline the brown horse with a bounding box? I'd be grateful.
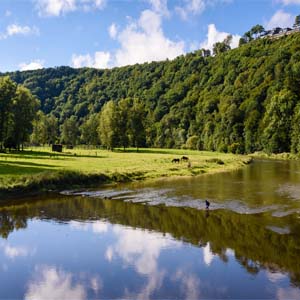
[172,158,180,163]
[181,156,189,162]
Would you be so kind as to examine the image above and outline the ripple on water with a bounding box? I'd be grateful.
[61,188,282,215]
[265,226,291,235]
[277,184,300,200]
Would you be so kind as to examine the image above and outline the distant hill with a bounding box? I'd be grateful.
[3,32,300,153]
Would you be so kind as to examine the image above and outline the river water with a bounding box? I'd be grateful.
[0,159,300,299]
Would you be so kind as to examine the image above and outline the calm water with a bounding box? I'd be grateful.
[1,159,300,299]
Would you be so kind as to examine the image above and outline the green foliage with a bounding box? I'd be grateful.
[80,113,99,145]
[0,77,38,150]
[3,33,300,154]
[185,136,199,150]
[60,116,79,145]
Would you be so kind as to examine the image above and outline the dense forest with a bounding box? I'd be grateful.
[2,30,300,154]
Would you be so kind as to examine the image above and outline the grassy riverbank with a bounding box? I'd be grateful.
[0,147,251,197]
[251,151,300,160]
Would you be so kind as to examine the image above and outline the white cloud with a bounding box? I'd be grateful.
[176,0,232,20]
[74,9,185,68]
[200,23,240,52]
[108,23,117,39]
[114,9,185,67]
[148,0,170,17]
[35,0,76,16]
[25,266,86,300]
[176,0,205,20]
[7,24,39,36]
[265,10,294,29]
[0,24,39,40]
[19,59,45,71]
[34,0,106,17]
[279,0,300,4]
[71,51,111,69]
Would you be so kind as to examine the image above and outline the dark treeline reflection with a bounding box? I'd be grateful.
[1,195,300,286]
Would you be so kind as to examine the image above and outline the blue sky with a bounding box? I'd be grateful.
[1,0,300,72]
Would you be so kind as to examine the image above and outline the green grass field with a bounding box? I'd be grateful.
[0,147,251,195]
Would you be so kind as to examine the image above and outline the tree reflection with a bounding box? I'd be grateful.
[0,194,300,286]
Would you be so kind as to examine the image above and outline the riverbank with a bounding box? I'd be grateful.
[251,151,300,160]
[0,147,252,198]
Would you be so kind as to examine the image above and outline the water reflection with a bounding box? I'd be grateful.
[1,160,300,298]
[25,266,89,300]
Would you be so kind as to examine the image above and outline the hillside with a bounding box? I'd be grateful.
[3,33,300,154]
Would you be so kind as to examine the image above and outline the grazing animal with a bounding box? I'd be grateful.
[205,200,210,209]
[172,158,180,163]
[181,156,189,162]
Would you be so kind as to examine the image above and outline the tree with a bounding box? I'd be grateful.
[80,113,100,145]
[7,85,39,150]
[250,24,265,38]
[128,98,146,150]
[261,90,296,153]
[0,77,16,149]
[98,101,119,150]
[294,15,300,28]
[213,35,232,55]
[117,98,131,150]
[291,103,300,153]
[61,116,79,145]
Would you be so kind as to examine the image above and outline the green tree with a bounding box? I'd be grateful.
[0,77,17,149]
[7,85,39,150]
[250,24,264,38]
[98,101,119,150]
[61,116,79,145]
[128,98,146,150]
[291,103,300,153]
[213,35,232,55]
[261,90,296,153]
[80,113,100,145]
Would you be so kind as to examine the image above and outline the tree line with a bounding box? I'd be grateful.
[0,77,39,150]
[2,25,300,154]
[31,98,147,150]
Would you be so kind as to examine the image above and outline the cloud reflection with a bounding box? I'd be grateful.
[266,271,287,283]
[174,270,201,300]
[277,287,300,300]
[25,266,86,300]
[69,220,108,234]
[0,241,33,259]
[203,242,216,266]
[107,225,180,299]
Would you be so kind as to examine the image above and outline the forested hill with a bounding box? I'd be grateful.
[4,33,300,154]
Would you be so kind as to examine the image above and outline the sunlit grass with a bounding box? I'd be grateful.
[0,146,251,194]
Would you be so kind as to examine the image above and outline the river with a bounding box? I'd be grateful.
[0,159,300,299]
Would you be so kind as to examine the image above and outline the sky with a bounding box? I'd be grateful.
[0,0,300,72]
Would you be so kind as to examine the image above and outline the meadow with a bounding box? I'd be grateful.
[0,147,251,196]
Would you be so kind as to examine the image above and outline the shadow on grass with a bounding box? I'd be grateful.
[1,150,106,160]
[0,161,59,176]
[114,148,189,155]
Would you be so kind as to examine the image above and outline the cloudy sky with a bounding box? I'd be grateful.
[1,0,300,72]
